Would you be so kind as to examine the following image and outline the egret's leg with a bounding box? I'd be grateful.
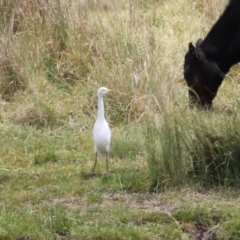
[92,153,98,172]
[106,152,108,172]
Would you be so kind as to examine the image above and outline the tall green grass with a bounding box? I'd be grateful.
[145,107,240,190]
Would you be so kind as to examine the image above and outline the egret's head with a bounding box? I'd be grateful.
[97,87,112,97]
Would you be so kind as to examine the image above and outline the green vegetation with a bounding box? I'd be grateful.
[0,0,240,239]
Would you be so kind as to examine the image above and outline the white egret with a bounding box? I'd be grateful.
[92,87,112,172]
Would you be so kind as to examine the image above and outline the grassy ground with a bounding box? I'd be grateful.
[1,0,240,239]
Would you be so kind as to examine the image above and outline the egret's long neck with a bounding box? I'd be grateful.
[97,95,105,120]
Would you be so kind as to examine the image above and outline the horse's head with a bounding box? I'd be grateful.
[183,39,224,108]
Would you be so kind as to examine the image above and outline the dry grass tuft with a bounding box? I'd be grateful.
[9,103,57,128]
[197,0,227,21]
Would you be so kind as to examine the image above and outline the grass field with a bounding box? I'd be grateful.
[1,0,240,239]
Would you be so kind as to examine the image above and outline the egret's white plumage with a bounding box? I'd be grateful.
[92,87,112,172]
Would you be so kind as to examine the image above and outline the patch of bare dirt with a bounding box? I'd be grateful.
[48,188,240,214]
[101,192,178,213]
[0,175,11,184]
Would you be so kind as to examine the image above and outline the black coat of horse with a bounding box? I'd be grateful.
[184,0,240,108]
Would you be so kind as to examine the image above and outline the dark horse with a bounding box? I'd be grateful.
[184,0,240,108]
